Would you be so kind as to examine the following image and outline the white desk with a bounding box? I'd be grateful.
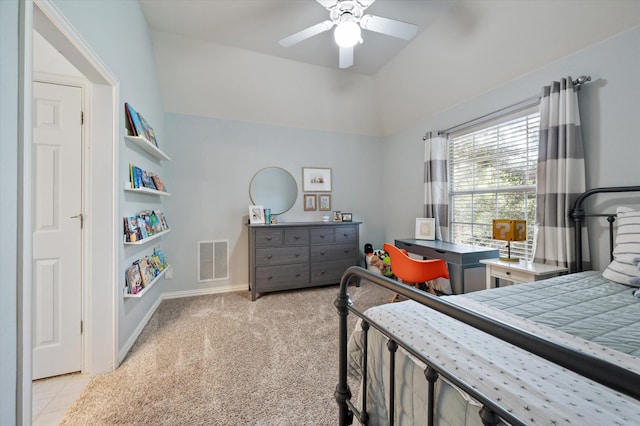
[479,258,568,289]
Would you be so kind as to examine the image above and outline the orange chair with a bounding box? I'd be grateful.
[383,243,450,302]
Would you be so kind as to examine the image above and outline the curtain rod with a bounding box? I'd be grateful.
[423,75,591,140]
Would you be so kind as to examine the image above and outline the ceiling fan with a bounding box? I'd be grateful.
[279,0,418,69]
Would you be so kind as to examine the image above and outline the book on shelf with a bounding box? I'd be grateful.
[154,248,167,267]
[125,103,145,138]
[124,216,143,243]
[150,174,166,192]
[124,210,170,243]
[137,112,158,147]
[151,253,167,272]
[138,258,155,287]
[141,170,157,190]
[126,263,143,295]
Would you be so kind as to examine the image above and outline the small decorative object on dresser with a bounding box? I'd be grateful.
[341,212,352,222]
[333,211,342,222]
[249,205,265,224]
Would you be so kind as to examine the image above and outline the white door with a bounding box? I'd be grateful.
[32,81,83,380]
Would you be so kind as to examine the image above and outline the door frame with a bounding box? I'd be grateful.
[19,0,120,422]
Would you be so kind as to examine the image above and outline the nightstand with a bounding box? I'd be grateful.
[479,258,568,289]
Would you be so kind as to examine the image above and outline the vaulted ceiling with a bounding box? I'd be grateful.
[139,0,456,75]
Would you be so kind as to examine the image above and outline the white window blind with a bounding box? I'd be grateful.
[448,108,539,260]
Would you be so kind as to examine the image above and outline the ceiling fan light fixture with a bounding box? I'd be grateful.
[334,20,362,48]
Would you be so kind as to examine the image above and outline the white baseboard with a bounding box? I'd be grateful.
[162,283,248,300]
[117,283,248,363]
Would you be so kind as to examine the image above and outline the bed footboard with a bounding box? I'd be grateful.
[336,266,640,426]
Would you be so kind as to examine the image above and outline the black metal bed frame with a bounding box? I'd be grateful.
[336,185,640,426]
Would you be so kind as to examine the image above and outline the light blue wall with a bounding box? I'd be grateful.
[382,26,640,270]
[161,113,386,293]
[50,0,167,351]
[1,1,19,422]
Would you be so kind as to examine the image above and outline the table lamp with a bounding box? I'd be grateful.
[492,219,526,262]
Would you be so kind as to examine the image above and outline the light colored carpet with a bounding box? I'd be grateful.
[60,281,392,425]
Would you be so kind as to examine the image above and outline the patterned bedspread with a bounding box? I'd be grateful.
[347,271,640,425]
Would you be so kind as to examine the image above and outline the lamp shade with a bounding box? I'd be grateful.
[492,219,526,242]
[334,21,362,48]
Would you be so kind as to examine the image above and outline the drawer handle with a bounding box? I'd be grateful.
[295,253,300,257]
[267,254,272,259]
[320,251,326,255]
[344,249,349,253]
[296,273,300,277]
[267,237,272,241]
[267,275,273,280]
[294,235,300,239]
[343,233,349,237]
[321,270,325,274]
[506,271,511,276]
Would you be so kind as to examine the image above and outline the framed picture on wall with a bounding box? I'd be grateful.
[302,167,332,192]
[304,194,317,211]
[415,218,436,240]
[249,205,265,224]
[319,194,331,211]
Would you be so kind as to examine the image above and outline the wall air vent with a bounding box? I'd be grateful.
[198,240,229,282]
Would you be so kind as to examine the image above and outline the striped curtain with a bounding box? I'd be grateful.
[423,131,449,241]
[533,77,590,272]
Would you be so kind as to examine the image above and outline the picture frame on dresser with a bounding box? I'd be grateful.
[249,205,265,224]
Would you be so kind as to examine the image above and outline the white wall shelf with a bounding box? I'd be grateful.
[123,264,170,298]
[125,135,171,161]
[124,187,171,196]
[124,229,171,245]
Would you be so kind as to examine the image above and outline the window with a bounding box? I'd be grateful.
[448,108,539,260]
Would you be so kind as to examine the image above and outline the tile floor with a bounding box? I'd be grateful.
[32,373,92,426]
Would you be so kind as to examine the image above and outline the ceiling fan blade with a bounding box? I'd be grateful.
[279,20,334,47]
[315,0,338,10]
[360,14,418,40]
[339,46,354,69]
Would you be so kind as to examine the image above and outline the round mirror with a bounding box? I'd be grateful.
[249,167,298,215]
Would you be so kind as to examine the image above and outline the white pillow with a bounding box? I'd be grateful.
[602,207,640,287]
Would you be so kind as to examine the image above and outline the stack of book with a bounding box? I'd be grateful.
[123,210,169,243]
[129,164,167,192]
[125,248,168,295]
[125,102,158,147]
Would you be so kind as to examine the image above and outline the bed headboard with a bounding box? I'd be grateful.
[570,185,640,272]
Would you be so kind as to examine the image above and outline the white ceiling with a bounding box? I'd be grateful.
[139,0,455,75]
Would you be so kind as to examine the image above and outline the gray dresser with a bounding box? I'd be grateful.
[248,222,361,300]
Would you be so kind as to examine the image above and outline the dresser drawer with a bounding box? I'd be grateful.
[310,243,357,261]
[284,228,310,246]
[255,247,309,266]
[491,267,533,283]
[311,259,355,283]
[310,227,335,244]
[255,264,309,291]
[334,225,358,243]
[254,229,283,247]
